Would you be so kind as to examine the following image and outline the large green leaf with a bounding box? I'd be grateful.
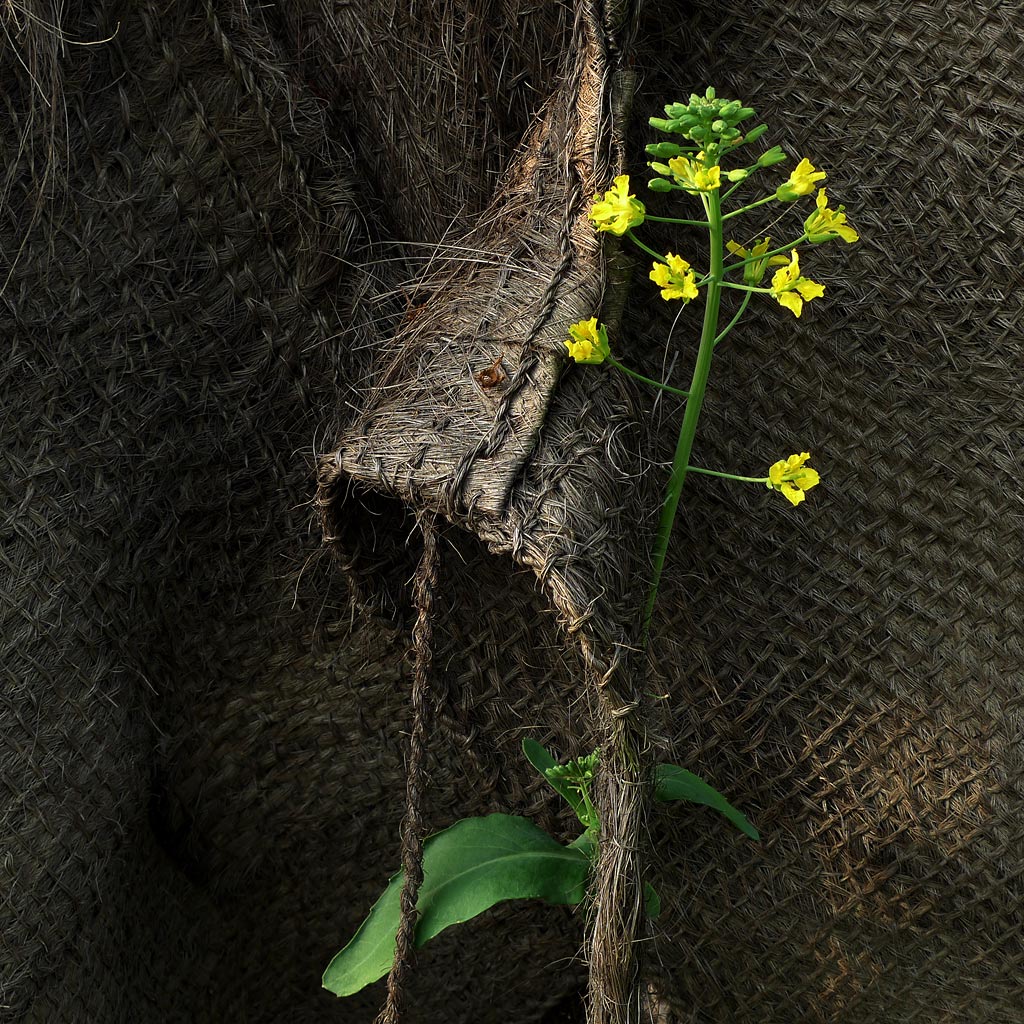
[654,764,760,840]
[323,814,590,997]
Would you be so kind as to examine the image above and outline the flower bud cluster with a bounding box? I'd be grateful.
[648,87,757,162]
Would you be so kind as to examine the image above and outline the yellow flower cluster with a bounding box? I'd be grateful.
[725,236,773,285]
[649,254,699,302]
[565,317,610,364]
[776,158,826,201]
[768,251,825,318]
[767,453,820,506]
[667,154,721,191]
[587,175,645,235]
[804,188,859,244]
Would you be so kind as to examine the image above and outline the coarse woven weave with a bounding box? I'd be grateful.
[2,1,1023,1023]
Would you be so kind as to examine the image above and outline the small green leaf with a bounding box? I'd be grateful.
[644,882,661,920]
[521,738,585,819]
[568,829,597,859]
[323,814,590,997]
[655,764,760,841]
[521,737,558,776]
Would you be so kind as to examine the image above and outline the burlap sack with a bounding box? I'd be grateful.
[2,1,1021,1022]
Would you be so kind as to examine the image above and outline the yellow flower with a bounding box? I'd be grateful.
[776,158,826,201]
[768,250,825,317]
[804,188,859,244]
[666,154,721,191]
[766,452,820,506]
[726,236,773,284]
[565,317,611,364]
[649,254,699,302]
[588,175,645,235]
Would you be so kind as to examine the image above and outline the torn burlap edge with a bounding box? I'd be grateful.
[316,2,658,1020]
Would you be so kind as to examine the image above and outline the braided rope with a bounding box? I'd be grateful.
[375,511,440,1024]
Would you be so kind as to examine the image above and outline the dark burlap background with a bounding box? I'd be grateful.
[3,1,1022,1022]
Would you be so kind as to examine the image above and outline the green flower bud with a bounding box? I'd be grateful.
[688,93,702,106]
[757,145,788,168]
[712,118,727,132]
[736,106,755,120]
[648,161,672,175]
[649,116,679,133]
[726,168,749,182]
[647,178,674,192]
[721,127,741,140]
[689,126,709,139]
[744,124,769,144]
[645,142,684,158]
[720,100,741,117]
[705,86,716,100]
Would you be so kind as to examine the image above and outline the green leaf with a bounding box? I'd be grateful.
[323,814,590,997]
[644,882,661,920]
[568,829,597,859]
[521,737,558,777]
[521,738,585,819]
[654,764,760,841]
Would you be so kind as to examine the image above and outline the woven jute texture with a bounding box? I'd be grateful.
[3,0,1023,1022]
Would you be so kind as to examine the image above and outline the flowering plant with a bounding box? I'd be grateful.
[576,86,856,630]
[324,88,856,1003]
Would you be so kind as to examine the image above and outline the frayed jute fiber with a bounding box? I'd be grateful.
[3,1,1023,1023]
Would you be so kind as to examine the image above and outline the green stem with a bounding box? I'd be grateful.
[721,282,771,293]
[626,229,666,263]
[721,180,745,201]
[579,787,598,832]
[713,291,752,347]
[722,194,777,221]
[642,190,724,640]
[644,214,712,228]
[607,356,690,398]
[686,466,768,483]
